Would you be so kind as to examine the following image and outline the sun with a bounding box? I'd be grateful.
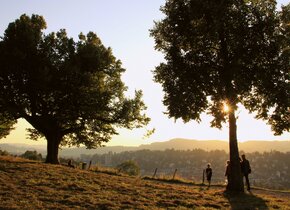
[223,102,230,113]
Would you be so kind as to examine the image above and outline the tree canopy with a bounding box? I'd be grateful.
[151,0,289,191]
[0,14,150,163]
[0,113,15,139]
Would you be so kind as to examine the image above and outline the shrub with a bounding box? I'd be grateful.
[0,149,9,156]
[116,160,140,176]
[20,150,43,161]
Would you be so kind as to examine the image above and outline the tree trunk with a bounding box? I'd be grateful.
[227,110,244,192]
[23,116,63,164]
[45,133,62,164]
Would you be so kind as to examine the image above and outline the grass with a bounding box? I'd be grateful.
[143,175,196,185]
[0,155,289,209]
[91,165,122,176]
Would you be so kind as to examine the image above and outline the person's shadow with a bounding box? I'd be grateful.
[223,190,269,210]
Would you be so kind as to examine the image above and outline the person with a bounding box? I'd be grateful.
[241,154,251,190]
[225,160,230,185]
[68,159,75,168]
[205,163,212,187]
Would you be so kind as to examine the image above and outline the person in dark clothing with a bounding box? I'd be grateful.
[225,160,230,185]
[225,160,233,190]
[67,159,75,168]
[241,154,251,190]
[205,163,212,187]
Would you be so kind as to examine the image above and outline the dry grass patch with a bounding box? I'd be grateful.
[0,155,289,209]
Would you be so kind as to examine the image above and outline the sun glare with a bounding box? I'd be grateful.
[223,103,230,113]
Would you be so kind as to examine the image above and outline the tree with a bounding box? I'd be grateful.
[0,14,150,164]
[0,113,16,139]
[151,0,289,192]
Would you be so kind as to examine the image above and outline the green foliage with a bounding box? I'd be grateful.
[150,0,289,134]
[0,149,9,156]
[20,150,43,161]
[0,113,16,139]
[151,0,289,192]
[0,14,150,163]
[116,160,140,176]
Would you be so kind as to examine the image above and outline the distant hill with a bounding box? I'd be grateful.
[139,138,229,151]
[1,138,289,158]
[142,138,290,153]
[238,140,290,153]
[0,143,47,155]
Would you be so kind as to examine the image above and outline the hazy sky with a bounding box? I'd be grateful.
[0,0,289,146]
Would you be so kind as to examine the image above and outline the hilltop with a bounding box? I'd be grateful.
[0,156,289,209]
[1,138,290,158]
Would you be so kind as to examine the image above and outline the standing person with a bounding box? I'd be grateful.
[67,159,75,168]
[225,160,230,185]
[205,163,212,187]
[241,154,251,191]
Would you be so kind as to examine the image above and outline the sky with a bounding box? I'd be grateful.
[0,0,289,146]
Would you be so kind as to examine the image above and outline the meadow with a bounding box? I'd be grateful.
[0,156,289,209]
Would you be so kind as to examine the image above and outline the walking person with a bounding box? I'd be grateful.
[241,154,251,191]
[205,163,212,187]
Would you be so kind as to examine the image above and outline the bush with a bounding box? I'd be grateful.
[0,149,9,156]
[20,150,43,161]
[116,160,140,176]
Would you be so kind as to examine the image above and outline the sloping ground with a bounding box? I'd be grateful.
[0,156,289,209]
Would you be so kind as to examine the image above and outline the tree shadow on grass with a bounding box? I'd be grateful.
[223,190,269,210]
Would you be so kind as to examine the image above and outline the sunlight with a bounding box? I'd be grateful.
[223,102,230,113]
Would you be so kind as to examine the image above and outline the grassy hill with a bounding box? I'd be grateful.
[0,156,289,209]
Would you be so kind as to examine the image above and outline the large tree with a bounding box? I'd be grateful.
[0,14,150,164]
[151,0,289,192]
